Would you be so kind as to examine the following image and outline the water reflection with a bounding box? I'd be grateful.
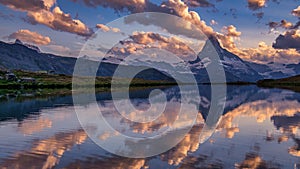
[1,130,87,169]
[236,152,281,169]
[0,85,299,168]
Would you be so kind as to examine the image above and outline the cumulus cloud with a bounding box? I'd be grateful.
[0,0,50,11]
[222,25,241,37]
[238,41,300,63]
[247,0,266,11]
[281,20,294,29]
[70,0,299,64]
[122,0,241,57]
[109,32,196,60]
[1,0,93,37]
[292,6,300,17]
[73,0,214,39]
[214,25,241,52]
[8,29,51,45]
[96,24,120,33]
[267,20,293,30]
[158,0,214,36]
[273,30,300,50]
[26,6,93,37]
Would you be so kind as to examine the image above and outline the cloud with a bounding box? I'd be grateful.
[210,19,218,25]
[69,0,299,64]
[8,29,51,45]
[267,20,293,30]
[222,25,241,37]
[214,25,241,52]
[268,21,279,29]
[43,0,56,8]
[183,0,215,8]
[0,0,50,11]
[246,0,271,19]
[247,0,266,11]
[96,24,110,32]
[44,44,73,55]
[292,6,300,17]
[1,0,93,37]
[158,0,214,36]
[26,6,93,37]
[96,24,120,33]
[73,0,214,39]
[280,20,294,29]
[70,0,146,13]
[238,41,300,63]
[273,30,300,50]
[109,32,196,60]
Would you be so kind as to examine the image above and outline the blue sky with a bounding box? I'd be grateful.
[0,0,299,63]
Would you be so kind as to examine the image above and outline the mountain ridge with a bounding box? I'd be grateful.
[0,38,299,83]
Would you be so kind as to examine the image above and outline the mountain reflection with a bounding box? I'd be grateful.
[0,85,299,168]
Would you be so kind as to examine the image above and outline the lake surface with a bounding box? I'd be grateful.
[0,85,299,169]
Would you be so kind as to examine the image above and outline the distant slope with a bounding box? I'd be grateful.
[246,61,300,79]
[0,40,174,81]
[258,74,300,85]
[257,74,300,92]
[3,38,299,83]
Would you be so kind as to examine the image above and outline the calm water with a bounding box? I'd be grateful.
[0,85,299,169]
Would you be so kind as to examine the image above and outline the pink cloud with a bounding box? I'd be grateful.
[8,29,51,45]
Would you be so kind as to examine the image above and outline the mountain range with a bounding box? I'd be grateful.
[0,38,299,83]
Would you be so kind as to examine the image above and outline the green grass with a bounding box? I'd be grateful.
[0,69,176,89]
[0,69,177,98]
[257,75,300,92]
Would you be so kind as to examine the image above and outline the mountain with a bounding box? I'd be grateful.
[0,38,299,83]
[197,37,300,81]
[191,36,263,82]
[257,74,300,92]
[14,39,41,53]
[102,36,263,83]
[0,40,173,81]
[245,61,300,79]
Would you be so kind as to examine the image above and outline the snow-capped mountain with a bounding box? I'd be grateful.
[104,36,263,82]
[246,61,300,79]
[103,36,300,82]
[191,36,263,82]
[0,38,299,82]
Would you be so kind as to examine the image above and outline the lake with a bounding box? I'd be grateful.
[0,85,299,169]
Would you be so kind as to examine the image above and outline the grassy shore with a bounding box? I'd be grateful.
[0,70,177,99]
[0,70,177,89]
[257,75,300,92]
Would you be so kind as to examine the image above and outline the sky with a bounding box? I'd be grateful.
[0,0,299,64]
